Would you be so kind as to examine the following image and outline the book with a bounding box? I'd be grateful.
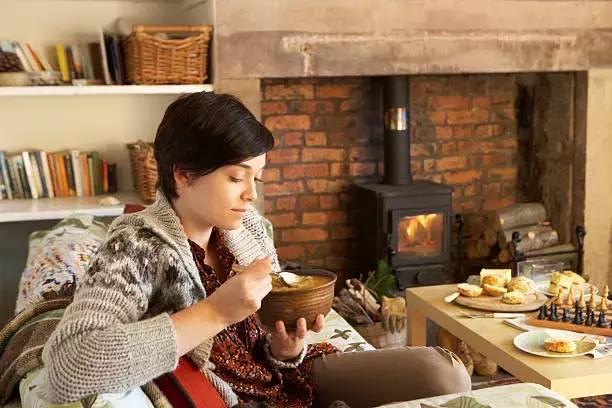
[63,152,75,196]
[102,159,108,193]
[87,154,95,197]
[80,153,91,196]
[21,42,44,71]
[0,152,13,200]
[98,28,113,85]
[108,163,117,193]
[69,45,84,80]
[7,155,24,199]
[91,152,101,195]
[70,149,83,197]
[55,44,71,82]
[39,151,54,198]
[55,154,68,197]
[21,151,39,199]
[47,153,60,198]
[13,42,33,72]
[13,155,31,199]
[29,151,46,198]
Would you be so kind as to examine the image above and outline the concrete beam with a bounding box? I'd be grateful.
[214,0,612,78]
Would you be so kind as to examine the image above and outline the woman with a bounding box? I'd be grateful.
[41,92,470,408]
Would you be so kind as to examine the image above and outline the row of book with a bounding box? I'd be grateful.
[1,29,126,85]
[0,151,117,200]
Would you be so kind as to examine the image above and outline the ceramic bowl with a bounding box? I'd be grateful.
[258,268,336,330]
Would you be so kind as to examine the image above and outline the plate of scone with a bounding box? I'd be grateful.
[453,269,548,312]
[534,270,598,298]
[514,329,597,358]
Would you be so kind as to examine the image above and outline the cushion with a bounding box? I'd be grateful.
[15,215,109,314]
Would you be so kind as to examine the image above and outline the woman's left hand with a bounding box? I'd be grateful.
[269,314,325,361]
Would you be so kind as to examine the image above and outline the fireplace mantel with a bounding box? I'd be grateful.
[213,0,612,80]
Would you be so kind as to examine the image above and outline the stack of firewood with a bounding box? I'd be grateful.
[332,279,381,325]
[462,202,572,263]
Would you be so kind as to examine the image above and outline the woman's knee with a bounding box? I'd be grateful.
[429,346,472,395]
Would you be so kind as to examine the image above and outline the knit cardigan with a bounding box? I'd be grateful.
[40,190,281,406]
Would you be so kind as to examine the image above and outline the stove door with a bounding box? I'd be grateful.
[388,209,450,267]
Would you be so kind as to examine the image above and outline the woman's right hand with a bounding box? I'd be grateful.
[206,257,273,326]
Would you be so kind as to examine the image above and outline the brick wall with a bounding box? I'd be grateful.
[261,75,519,279]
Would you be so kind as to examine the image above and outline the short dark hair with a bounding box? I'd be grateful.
[154,92,274,199]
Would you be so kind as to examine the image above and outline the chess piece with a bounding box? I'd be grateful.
[588,285,597,309]
[555,288,566,307]
[601,285,609,312]
[579,290,587,308]
[573,304,584,325]
[562,307,571,322]
[584,310,593,326]
[548,304,559,322]
[596,311,607,328]
[538,305,547,320]
[566,288,575,307]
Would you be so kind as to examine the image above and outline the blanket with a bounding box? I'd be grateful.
[0,297,71,405]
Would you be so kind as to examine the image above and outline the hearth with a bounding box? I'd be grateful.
[354,76,453,289]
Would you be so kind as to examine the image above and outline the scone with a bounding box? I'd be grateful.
[562,270,586,285]
[550,271,573,291]
[482,283,507,297]
[457,283,483,297]
[544,338,577,353]
[507,276,535,295]
[482,274,506,288]
[501,290,525,304]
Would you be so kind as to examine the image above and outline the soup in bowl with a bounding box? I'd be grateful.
[258,269,337,330]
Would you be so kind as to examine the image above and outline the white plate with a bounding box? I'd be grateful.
[534,281,598,298]
[513,329,597,358]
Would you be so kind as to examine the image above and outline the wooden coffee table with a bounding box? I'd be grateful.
[405,284,612,399]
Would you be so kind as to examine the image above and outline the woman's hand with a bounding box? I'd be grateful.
[206,257,273,326]
[269,314,325,361]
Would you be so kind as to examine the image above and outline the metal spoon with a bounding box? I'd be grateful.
[232,263,302,288]
[273,271,302,288]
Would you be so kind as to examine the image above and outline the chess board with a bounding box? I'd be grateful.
[525,302,612,337]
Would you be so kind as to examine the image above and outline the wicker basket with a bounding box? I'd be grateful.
[123,25,212,85]
[355,322,407,349]
[127,141,158,204]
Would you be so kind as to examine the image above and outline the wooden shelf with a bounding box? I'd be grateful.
[0,84,214,97]
[0,191,142,223]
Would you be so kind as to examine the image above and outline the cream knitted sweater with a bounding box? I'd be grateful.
[40,190,280,406]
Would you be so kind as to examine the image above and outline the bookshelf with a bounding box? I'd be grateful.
[0,84,214,97]
[0,191,141,222]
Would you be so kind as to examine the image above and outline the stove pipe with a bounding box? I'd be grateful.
[383,76,411,185]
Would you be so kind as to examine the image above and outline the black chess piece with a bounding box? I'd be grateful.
[586,305,592,317]
[573,305,584,325]
[548,304,559,322]
[596,311,607,328]
[538,306,547,320]
[562,307,571,322]
[585,310,593,326]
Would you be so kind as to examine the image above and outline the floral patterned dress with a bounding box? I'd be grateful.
[189,229,337,407]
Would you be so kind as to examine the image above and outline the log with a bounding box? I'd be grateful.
[525,243,575,256]
[477,238,491,258]
[483,227,498,247]
[465,240,481,260]
[498,225,555,247]
[492,203,547,231]
[498,248,513,263]
[510,229,559,254]
[463,214,488,239]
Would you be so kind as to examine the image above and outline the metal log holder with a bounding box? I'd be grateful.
[455,214,586,281]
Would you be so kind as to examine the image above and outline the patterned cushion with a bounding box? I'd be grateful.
[15,215,109,314]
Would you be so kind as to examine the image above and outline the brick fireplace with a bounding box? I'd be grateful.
[261,74,570,282]
[210,0,612,288]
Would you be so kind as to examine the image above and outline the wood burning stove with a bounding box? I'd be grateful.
[354,76,453,289]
